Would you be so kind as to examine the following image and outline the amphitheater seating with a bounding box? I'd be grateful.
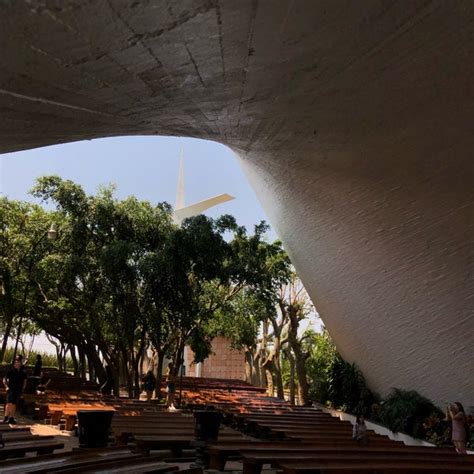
[0,447,169,473]
[0,429,64,460]
[277,459,474,473]
[238,446,473,474]
[0,374,471,473]
[177,380,474,473]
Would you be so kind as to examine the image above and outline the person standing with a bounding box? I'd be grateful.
[142,370,156,401]
[99,365,114,396]
[447,402,467,454]
[166,362,177,409]
[3,356,28,424]
[33,355,42,377]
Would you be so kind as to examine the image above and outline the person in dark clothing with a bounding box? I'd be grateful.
[3,357,27,424]
[142,370,156,401]
[33,355,42,377]
[99,365,114,396]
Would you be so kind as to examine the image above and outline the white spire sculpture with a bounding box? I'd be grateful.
[172,149,235,225]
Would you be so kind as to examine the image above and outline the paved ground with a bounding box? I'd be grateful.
[1,406,78,453]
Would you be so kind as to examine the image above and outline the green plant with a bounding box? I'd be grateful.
[422,413,451,446]
[326,355,378,416]
[307,329,337,404]
[378,388,443,438]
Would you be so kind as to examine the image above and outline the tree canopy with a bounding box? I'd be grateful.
[1,176,297,398]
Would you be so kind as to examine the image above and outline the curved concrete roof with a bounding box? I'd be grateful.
[1,1,472,407]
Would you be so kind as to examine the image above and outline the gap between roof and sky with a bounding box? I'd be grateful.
[0,135,275,240]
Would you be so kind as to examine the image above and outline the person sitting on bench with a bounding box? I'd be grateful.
[352,414,369,445]
[33,354,42,377]
[142,370,156,401]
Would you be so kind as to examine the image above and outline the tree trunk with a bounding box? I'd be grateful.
[85,345,104,383]
[78,346,87,379]
[86,353,95,382]
[264,367,274,396]
[295,355,310,406]
[110,352,121,397]
[155,349,165,399]
[288,306,310,406]
[132,351,141,399]
[244,351,253,384]
[0,316,13,363]
[254,350,265,387]
[274,358,284,399]
[121,349,133,398]
[70,345,79,376]
[263,346,284,399]
[287,349,296,405]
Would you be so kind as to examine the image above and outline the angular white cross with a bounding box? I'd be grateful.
[172,149,235,225]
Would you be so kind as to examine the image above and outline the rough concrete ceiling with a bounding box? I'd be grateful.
[0,1,472,407]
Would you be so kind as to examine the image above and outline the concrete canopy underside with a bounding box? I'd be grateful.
[0,1,472,407]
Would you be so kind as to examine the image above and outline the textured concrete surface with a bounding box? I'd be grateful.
[0,1,472,407]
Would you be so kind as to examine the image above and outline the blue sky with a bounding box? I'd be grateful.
[0,135,276,240]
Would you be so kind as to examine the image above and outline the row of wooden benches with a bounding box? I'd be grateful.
[177,386,474,473]
[0,444,200,473]
[0,416,202,473]
[5,376,472,473]
[104,396,474,473]
[0,424,64,460]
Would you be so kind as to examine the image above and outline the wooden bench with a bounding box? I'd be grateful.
[277,458,474,473]
[1,432,55,443]
[0,425,31,433]
[116,424,248,447]
[0,439,64,459]
[239,447,471,474]
[242,420,354,438]
[207,440,414,471]
[208,441,312,470]
[0,447,143,473]
[40,455,179,474]
[135,433,254,457]
[271,429,390,442]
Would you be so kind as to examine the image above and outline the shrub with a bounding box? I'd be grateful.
[326,355,378,416]
[377,388,443,438]
[306,329,337,404]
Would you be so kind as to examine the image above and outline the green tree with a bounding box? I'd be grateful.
[277,274,316,405]
[306,327,338,404]
[31,176,173,396]
[0,197,58,362]
[206,234,292,396]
